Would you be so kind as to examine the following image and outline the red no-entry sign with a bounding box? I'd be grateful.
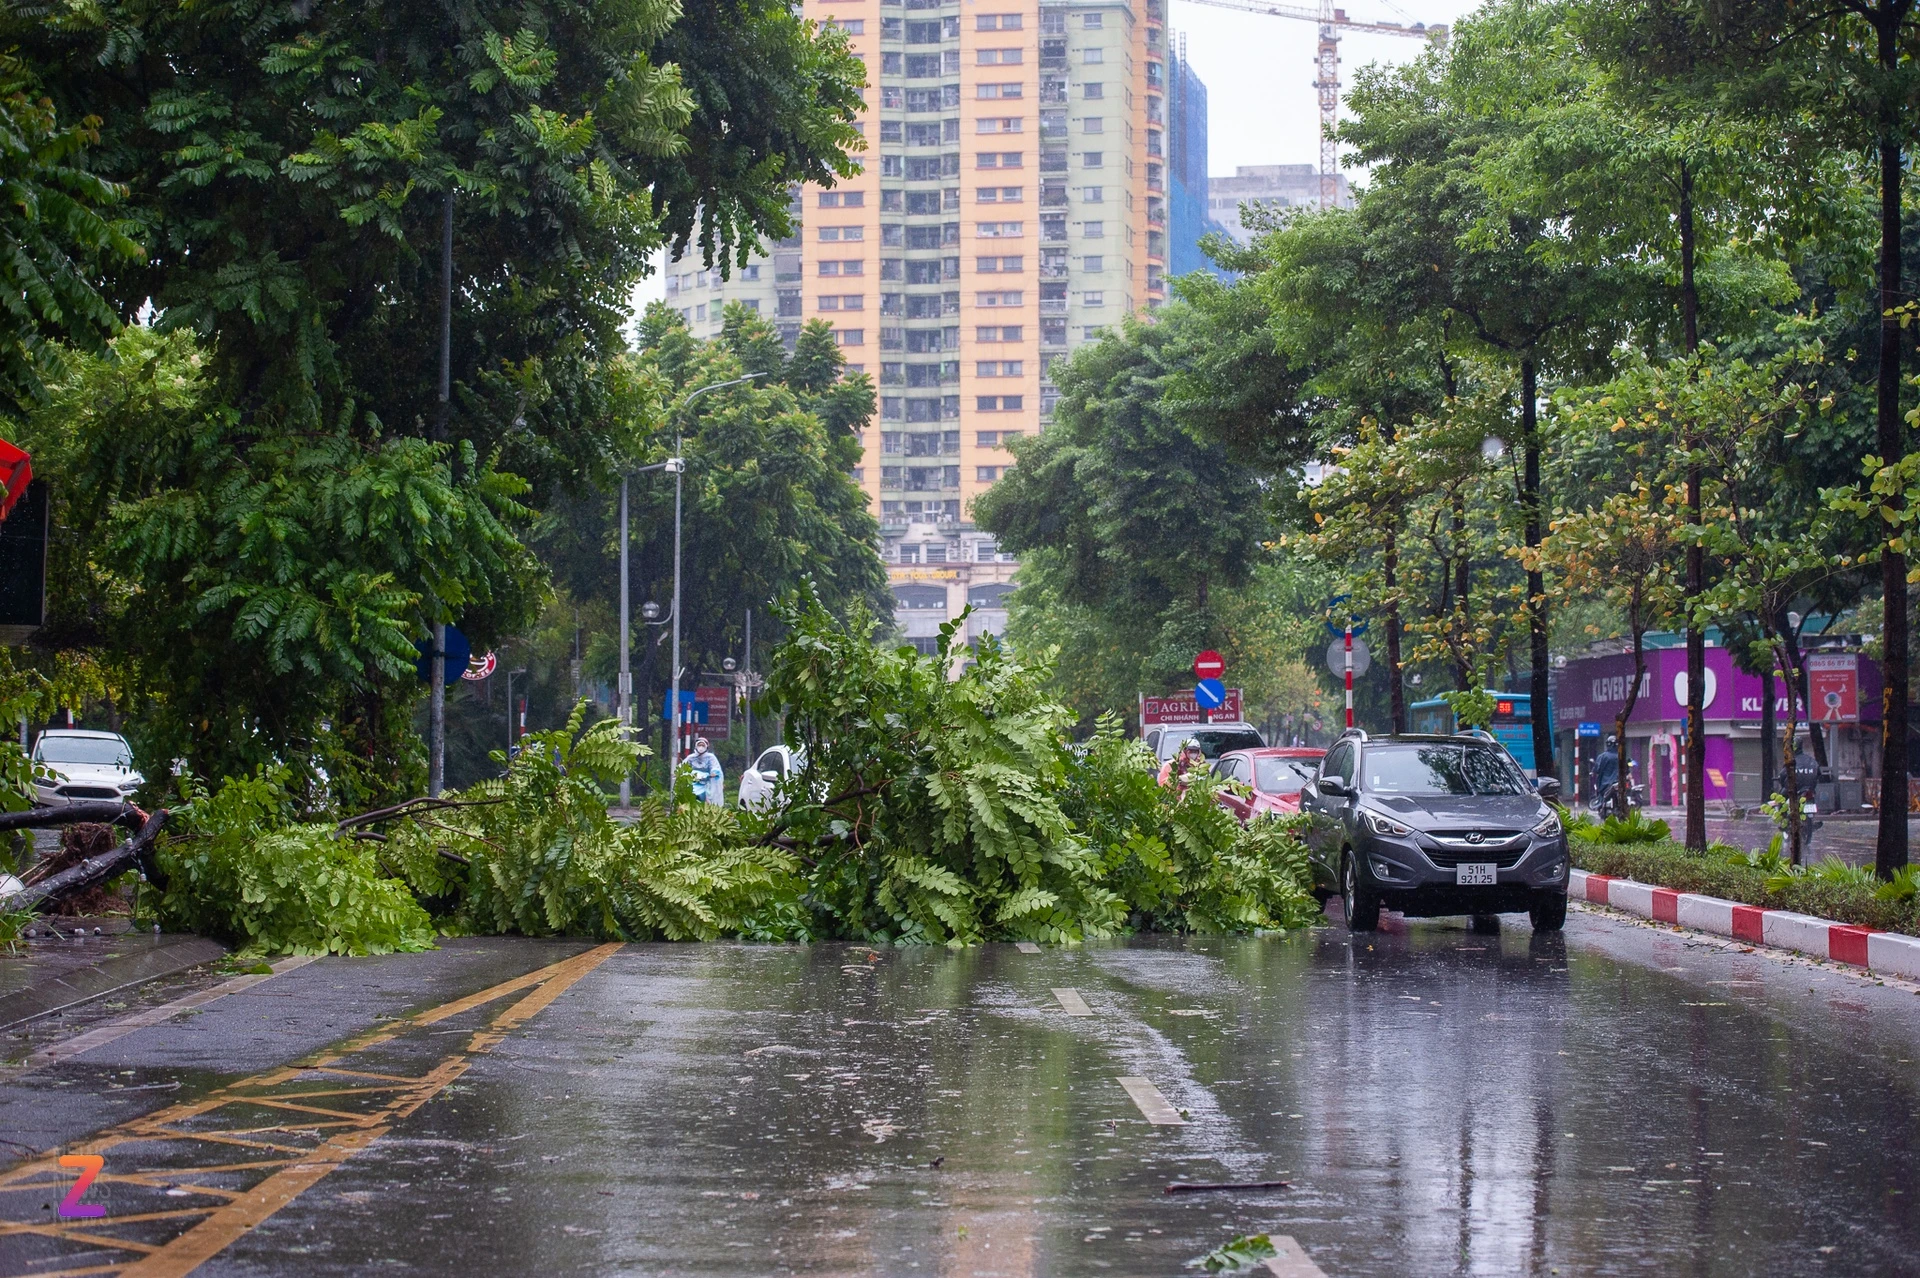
[1192,650,1224,680]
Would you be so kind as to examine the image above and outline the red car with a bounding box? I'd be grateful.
[1213,747,1326,822]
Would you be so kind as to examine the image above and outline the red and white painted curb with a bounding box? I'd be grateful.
[1570,868,1920,982]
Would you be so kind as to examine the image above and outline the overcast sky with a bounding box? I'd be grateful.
[633,0,1489,312]
[1172,0,1487,177]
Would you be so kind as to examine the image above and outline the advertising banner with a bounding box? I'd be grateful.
[1142,689,1243,726]
[1806,653,1859,722]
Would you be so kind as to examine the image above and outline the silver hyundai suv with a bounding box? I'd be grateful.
[1299,731,1568,933]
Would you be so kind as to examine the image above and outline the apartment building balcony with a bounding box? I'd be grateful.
[1040,298,1067,316]
[1040,182,1068,208]
[1146,0,1164,20]
[1039,37,1067,68]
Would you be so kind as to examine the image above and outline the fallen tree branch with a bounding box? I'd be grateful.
[1163,1180,1292,1195]
[336,794,511,833]
[752,782,890,847]
[0,802,148,834]
[0,809,169,912]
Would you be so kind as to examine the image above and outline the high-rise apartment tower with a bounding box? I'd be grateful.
[667,0,1164,650]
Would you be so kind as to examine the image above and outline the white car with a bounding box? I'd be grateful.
[31,729,144,807]
[737,745,805,811]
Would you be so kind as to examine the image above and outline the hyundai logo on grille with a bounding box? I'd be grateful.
[1464,832,1485,845]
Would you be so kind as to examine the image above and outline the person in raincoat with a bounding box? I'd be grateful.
[686,737,725,805]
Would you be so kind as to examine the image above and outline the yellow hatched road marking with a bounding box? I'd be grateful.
[0,942,620,1278]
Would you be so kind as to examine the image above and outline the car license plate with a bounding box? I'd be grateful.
[1455,863,1497,886]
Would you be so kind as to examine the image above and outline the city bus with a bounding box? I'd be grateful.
[1408,691,1544,775]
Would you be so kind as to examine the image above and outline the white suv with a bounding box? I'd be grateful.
[737,745,805,811]
[31,730,144,807]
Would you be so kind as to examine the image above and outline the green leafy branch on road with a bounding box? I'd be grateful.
[757,588,1317,944]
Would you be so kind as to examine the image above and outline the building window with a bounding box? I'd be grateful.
[1082,47,1103,63]
[819,226,866,241]
[1081,290,1105,306]
[836,329,865,346]
[926,544,948,563]
[1083,325,1106,340]
[976,117,1024,134]
[975,151,1024,169]
[1083,83,1104,99]
[818,294,866,311]
[1000,397,1024,411]
[976,360,1024,376]
[976,221,1024,238]
[976,466,1001,482]
[1082,12,1104,27]
[1081,187,1104,203]
[828,18,865,33]
[1082,151,1104,168]
[1082,117,1105,133]
[818,191,865,208]
[899,544,920,563]
[975,255,1024,273]
[1082,220,1105,237]
[977,48,1025,64]
[1082,254,1103,271]
[977,13,1023,29]
[975,325,1023,341]
[977,430,1000,445]
[851,467,865,481]
[819,260,865,276]
[975,290,1024,306]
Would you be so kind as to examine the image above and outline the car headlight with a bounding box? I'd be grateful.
[1532,810,1562,837]
[1362,809,1412,837]
[119,779,142,792]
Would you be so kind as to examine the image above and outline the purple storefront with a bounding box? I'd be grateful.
[1552,647,1880,806]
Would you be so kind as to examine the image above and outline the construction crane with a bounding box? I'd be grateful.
[1176,0,1448,207]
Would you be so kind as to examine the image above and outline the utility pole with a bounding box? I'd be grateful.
[618,474,632,807]
[428,190,454,798]
[744,608,753,759]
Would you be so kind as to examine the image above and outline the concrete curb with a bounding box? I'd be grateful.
[1571,868,1920,981]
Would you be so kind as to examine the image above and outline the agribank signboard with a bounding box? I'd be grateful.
[1142,689,1244,726]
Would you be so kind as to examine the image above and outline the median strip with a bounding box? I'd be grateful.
[1572,869,1920,980]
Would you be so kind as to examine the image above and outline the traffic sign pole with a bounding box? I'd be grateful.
[1344,626,1354,730]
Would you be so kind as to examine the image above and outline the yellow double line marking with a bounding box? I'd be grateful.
[0,942,620,1278]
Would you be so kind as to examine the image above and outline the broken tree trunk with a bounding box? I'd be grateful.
[0,802,148,834]
[1,809,169,912]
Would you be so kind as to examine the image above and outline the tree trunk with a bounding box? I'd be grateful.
[1522,358,1554,779]
[1777,639,1806,866]
[1761,660,1776,812]
[1874,7,1910,879]
[1680,160,1708,852]
[1385,528,1406,733]
[1618,626,1648,821]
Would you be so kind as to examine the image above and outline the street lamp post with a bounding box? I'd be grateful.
[616,373,766,805]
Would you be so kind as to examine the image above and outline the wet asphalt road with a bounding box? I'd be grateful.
[2,907,1919,1277]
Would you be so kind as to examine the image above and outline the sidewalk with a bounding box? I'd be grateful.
[1637,806,1920,867]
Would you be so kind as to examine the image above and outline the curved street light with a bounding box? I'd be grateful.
[617,372,767,806]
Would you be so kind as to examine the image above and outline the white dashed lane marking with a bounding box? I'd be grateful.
[1117,1076,1186,1125]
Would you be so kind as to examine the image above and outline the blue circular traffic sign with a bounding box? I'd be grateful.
[1194,678,1226,709]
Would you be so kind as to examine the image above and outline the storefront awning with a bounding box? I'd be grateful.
[0,438,30,523]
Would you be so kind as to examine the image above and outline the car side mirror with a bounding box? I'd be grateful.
[1534,777,1562,800]
[1319,776,1347,797]
[760,769,780,781]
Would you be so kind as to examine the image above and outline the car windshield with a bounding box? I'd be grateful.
[1167,729,1263,760]
[1254,757,1318,795]
[37,736,132,767]
[1362,743,1529,796]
